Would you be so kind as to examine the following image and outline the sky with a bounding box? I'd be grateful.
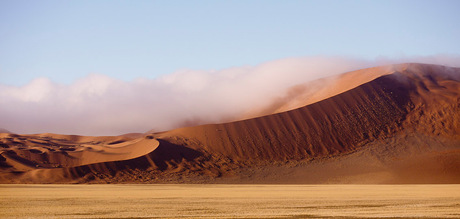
[0,0,459,135]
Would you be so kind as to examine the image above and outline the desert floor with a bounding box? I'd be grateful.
[1,184,459,218]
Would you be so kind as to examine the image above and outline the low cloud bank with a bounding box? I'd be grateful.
[1,55,459,136]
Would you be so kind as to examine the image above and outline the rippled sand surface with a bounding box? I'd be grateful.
[1,184,459,218]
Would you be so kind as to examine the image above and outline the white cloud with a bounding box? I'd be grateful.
[0,55,459,136]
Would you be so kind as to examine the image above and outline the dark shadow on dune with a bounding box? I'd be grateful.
[0,154,12,168]
[64,139,203,179]
[107,140,125,145]
[150,139,203,170]
[372,73,413,108]
[2,150,37,167]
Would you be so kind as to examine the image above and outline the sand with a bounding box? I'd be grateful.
[0,63,459,184]
[1,184,459,218]
[245,64,397,117]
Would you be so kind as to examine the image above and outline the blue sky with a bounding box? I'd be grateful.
[1,0,459,86]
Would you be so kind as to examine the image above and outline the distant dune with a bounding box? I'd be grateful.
[1,63,459,183]
[0,128,12,134]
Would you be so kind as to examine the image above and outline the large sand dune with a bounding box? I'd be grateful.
[1,63,459,183]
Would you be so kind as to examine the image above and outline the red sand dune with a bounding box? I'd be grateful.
[1,63,459,183]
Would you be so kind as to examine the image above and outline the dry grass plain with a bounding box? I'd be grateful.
[1,184,460,218]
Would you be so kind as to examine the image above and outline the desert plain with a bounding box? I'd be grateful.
[2,184,460,218]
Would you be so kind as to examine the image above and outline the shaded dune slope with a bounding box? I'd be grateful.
[1,63,459,183]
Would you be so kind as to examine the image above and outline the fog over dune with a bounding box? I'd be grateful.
[1,55,459,136]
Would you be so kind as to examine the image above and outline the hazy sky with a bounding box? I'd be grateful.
[1,0,459,86]
[1,1,460,135]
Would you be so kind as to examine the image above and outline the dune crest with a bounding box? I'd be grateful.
[1,63,459,183]
[243,64,396,118]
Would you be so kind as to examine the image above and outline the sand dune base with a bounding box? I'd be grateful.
[1,184,460,218]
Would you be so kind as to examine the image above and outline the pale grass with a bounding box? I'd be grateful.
[1,184,459,218]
